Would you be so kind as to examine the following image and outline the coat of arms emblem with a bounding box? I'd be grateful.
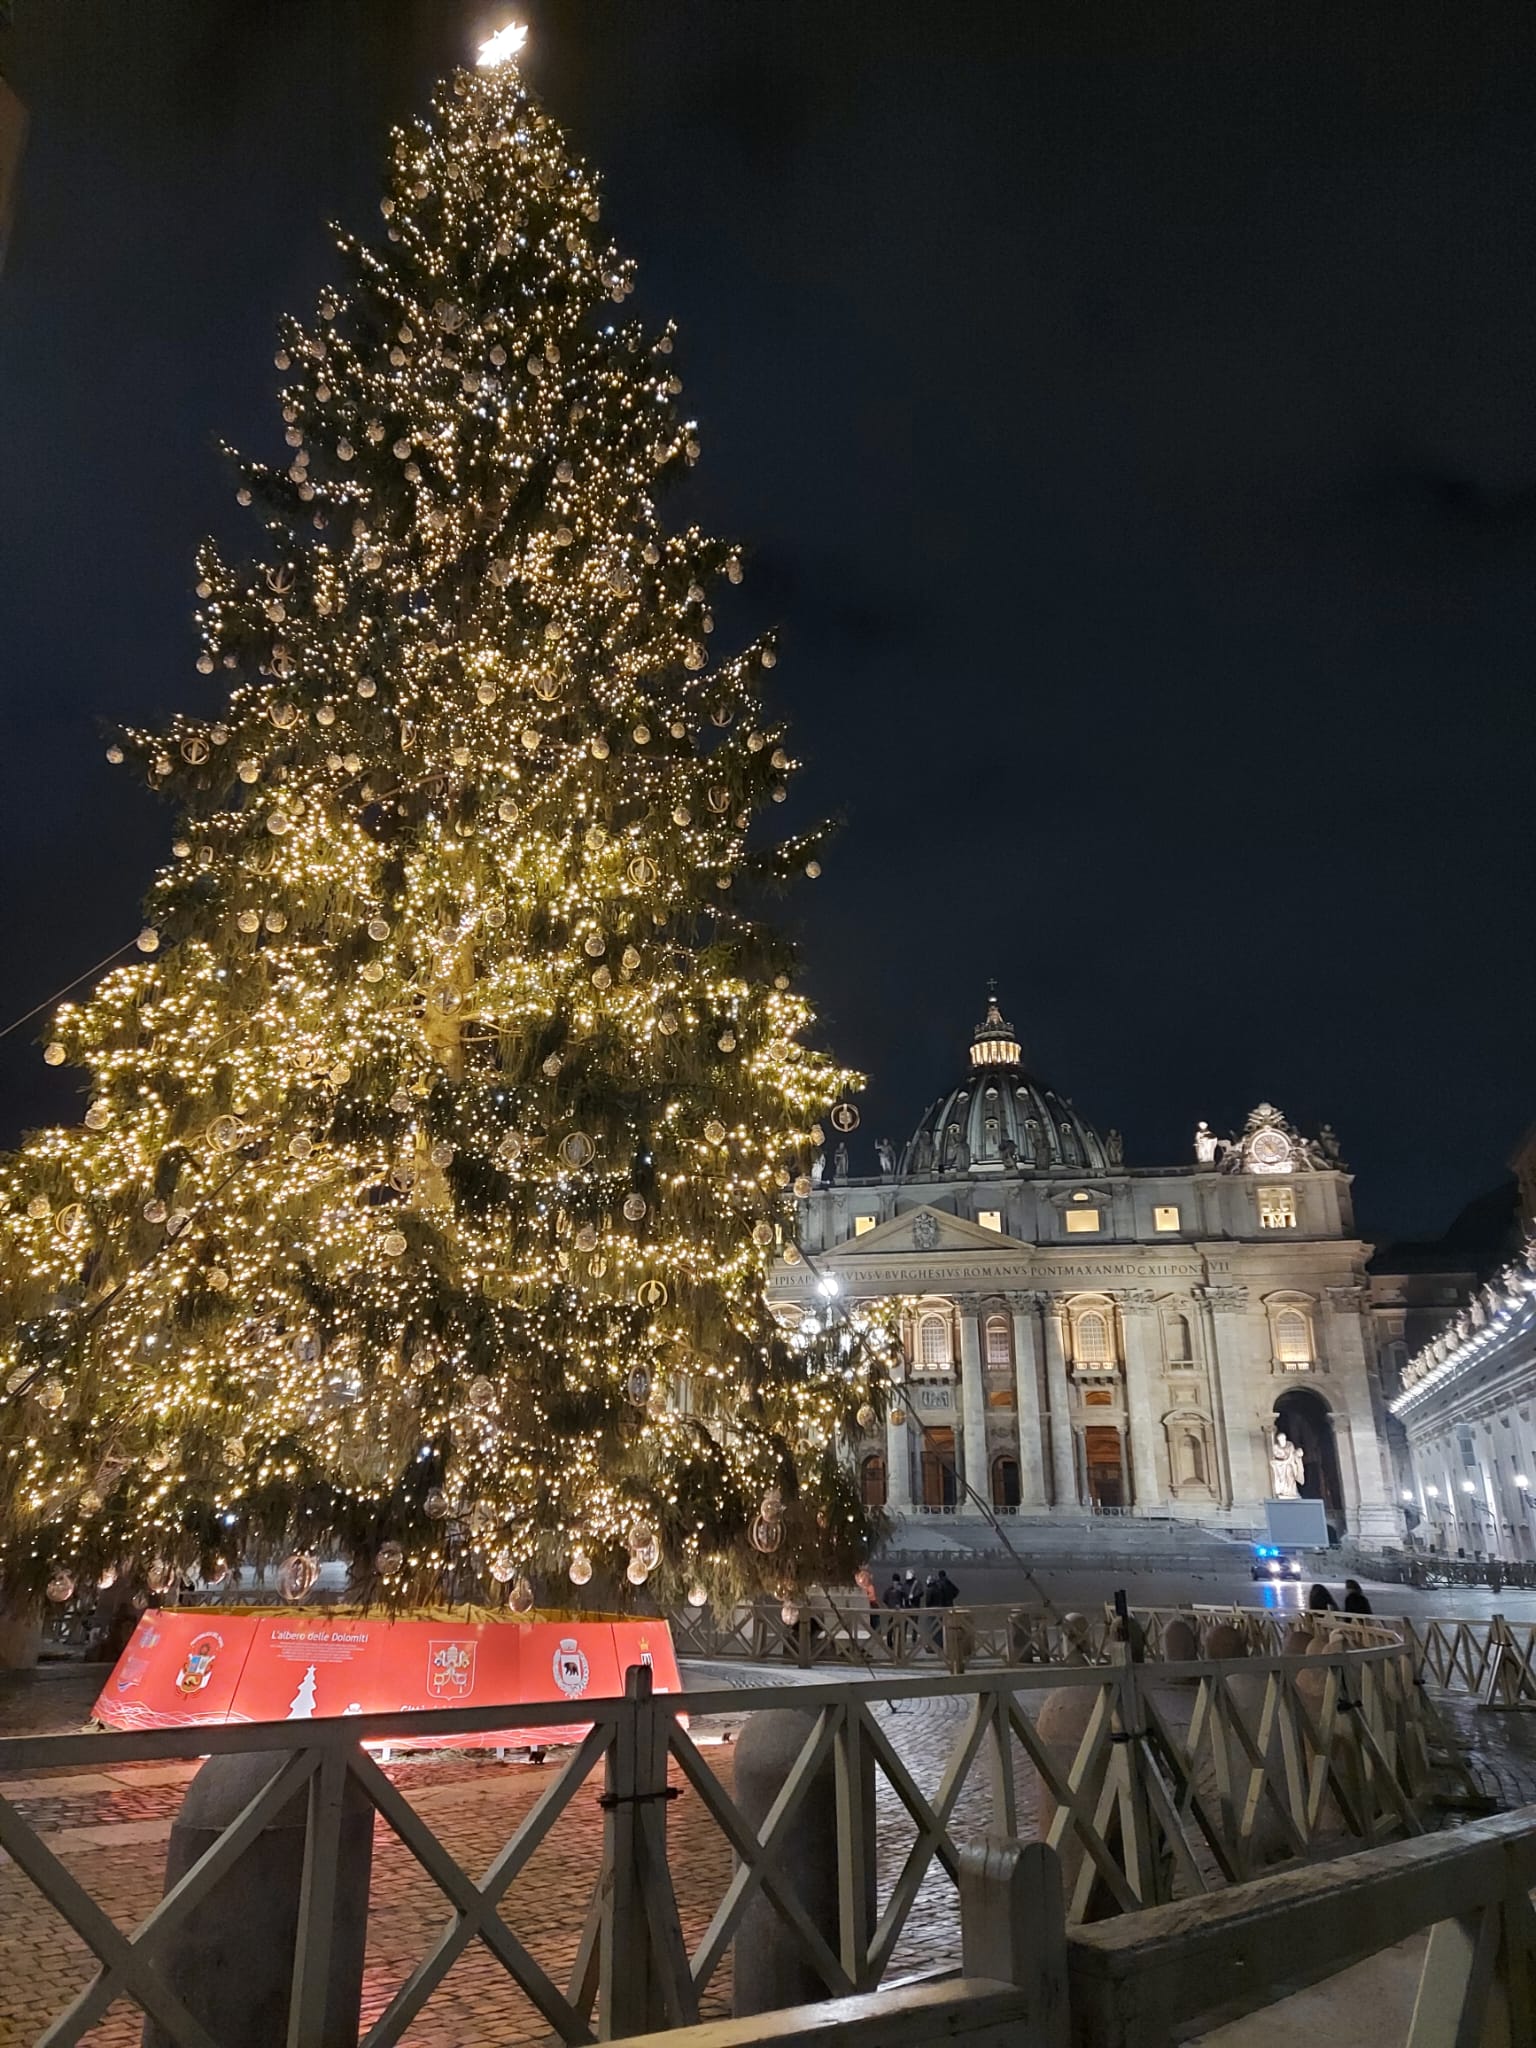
[427,1638,476,1700]
[553,1637,590,1698]
[175,1631,223,1695]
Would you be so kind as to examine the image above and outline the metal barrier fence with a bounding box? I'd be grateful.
[0,1638,1426,2046]
[672,1597,1536,1709]
[669,1597,1399,1674]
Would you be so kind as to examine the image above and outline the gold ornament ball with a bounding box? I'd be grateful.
[568,1548,593,1587]
[45,1570,75,1605]
[43,1042,65,1066]
[377,1540,404,1577]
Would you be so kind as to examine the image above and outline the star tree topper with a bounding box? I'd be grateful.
[477,22,529,69]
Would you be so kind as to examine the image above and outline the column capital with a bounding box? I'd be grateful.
[1111,1287,1158,1313]
[1195,1283,1249,1313]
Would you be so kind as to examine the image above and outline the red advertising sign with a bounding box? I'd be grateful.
[93,1608,682,1749]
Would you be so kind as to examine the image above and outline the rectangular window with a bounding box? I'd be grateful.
[1153,1205,1180,1233]
[853,1214,876,1236]
[1258,1186,1296,1230]
[977,1209,1002,1234]
[1065,1208,1101,1234]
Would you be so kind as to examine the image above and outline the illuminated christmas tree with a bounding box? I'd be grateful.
[0,29,889,1612]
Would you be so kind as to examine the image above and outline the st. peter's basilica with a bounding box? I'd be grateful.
[775,996,1401,1545]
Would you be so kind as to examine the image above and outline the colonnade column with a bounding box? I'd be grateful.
[1117,1290,1165,1513]
[1008,1293,1049,1506]
[958,1309,989,1511]
[1037,1295,1077,1506]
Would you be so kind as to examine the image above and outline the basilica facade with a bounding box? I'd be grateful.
[776,997,1402,1545]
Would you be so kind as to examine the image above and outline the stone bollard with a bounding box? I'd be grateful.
[143,1750,373,2048]
[731,1707,874,2017]
[1161,1616,1199,1665]
[1203,1621,1249,1662]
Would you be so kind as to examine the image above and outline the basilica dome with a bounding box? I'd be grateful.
[899,996,1109,1177]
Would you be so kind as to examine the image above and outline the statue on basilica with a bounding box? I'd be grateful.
[1194,1120,1219,1165]
[875,1137,896,1177]
[1106,1128,1124,1167]
[913,1128,935,1174]
[833,1141,850,1182]
[810,1152,826,1187]
[1270,1431,1306,1501]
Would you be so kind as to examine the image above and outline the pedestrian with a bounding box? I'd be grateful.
[1342,1579,1372,1615]
[902,1568,921,1608]
[1307,1582,1337,1612]
[883,1574,904,1610]
[934,1569,960,1609]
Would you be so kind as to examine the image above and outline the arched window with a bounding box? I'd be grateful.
[860,1455,887,1508]
[918,1312,952,1370]
[1165,1313,1193,1365]
[1076,1310,1112,1366]
[985,1315,1012,1368]
[991,1455,1021,1508]
[1275,1308,1312,1369]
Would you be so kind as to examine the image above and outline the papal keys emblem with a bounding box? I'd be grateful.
[427,1639,477,1700]
[552,1638,590,1699]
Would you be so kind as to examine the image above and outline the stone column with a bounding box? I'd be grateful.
[1008,1294,1049,1506]
[1325,1282,1400,1545]
[1116,1291,1165,1514]
[958,1309,989,1510]
[1037,1295,1077,1506]
[1195,1284,1250,1511]
[885,1399,913,1512]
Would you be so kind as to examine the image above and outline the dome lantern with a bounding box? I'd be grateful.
[969,992,1021,1072]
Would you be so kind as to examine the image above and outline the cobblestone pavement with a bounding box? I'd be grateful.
[3,1654,1535,2046]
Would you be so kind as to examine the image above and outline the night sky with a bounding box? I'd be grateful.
[1,3,1532,1242]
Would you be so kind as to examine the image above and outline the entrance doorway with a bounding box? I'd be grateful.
[1082,1426,1126,1509]
[1273,1387,1344,1524]
[991,1455,1021,1508]
[920,1428,958,1508]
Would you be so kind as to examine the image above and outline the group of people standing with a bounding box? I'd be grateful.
[1308,1578,1373,1614]
[882,1568,959,1611]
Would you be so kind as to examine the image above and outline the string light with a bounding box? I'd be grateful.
[0,46,895,1612]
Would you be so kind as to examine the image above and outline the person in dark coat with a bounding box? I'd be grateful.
[1342,1580,1372,1614]
[933,1570,961,1609]
[1307,1582,1337,1612]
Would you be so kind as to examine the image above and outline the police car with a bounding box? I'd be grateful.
[1250,1544,1303,1582]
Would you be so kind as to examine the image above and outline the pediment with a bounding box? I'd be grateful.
[821,1204,1031,1261]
